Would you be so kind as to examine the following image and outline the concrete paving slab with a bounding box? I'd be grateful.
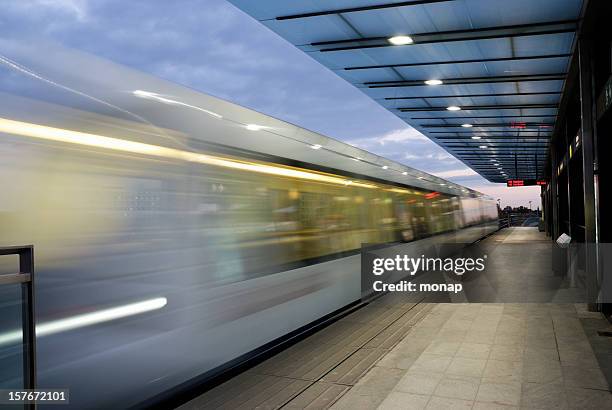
[179,229,612,409]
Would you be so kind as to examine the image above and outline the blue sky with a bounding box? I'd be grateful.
[1,0,541,207]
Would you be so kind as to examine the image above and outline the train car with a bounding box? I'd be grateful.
[0,41,498,408]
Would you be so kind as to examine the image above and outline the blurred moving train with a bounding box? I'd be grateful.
[0,41,498,408]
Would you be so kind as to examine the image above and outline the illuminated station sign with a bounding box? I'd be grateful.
[507,179,548,187]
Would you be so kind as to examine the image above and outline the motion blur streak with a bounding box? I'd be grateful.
[0,42,498,408]
[132,90,223,119]
[0,297,168,347]
[0,117,377,188]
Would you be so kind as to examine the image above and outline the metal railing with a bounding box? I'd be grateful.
[498,213,541,229]
[0,245,36,401]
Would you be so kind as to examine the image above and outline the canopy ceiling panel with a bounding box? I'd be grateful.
[229,0,584,182]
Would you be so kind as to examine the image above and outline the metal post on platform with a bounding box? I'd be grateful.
[19,246,36,394]
[0,245,36,409]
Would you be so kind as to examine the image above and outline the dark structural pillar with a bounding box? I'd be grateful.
[578,38,599,310]
[550,148,559,240]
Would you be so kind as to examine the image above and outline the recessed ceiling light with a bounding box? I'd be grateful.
[310,144,322,150]
[461,123,473,128]
[471,136,481,140]
[382,165,389,170]
[352,157,361,161]
[439,183,446,186]
[246,124,263,131]
[418,176,424,180]
[402,172,408,175]
[447,106,461,111]
[479,145,487,149]
[493,163,499,166]
[425,79,443,86]
[497,167,503,170]
[388,35,414,45]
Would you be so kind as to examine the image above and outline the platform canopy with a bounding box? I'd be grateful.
[228,0,584,183]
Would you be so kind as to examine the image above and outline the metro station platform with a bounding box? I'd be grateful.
[179,228,612,409]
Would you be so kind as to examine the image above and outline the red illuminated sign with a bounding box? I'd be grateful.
[424,192,440,199]
[507,179,548,187]
[510,122,526,129]
[507,180,525,187]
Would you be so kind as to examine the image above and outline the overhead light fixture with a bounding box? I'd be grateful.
[479,145,487,149]
[439,183,446,186]
[402,172,408,175]
[497,167,503,170]
[246,124,263,131]
[446,106,461,111]
[388,35,414,45]
[352,156,362,161]
[382,165,389,170]
[461,123,473,128]
[425,79,443,86]
[310,144,322,150]
[418,176,424,180]
[471,136,481,140]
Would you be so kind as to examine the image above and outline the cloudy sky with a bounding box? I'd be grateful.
[1,0,541,208]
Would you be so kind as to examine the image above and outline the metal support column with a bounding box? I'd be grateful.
[565,121,572,239]
[578,39,599,310]
[551,149,559,240]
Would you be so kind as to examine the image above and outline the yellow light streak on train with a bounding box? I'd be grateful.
[0,117,378,189]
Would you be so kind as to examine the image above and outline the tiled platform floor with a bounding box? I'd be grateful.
[333,303,612,410]
[179,228,612,409]
[178,300,432,410]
